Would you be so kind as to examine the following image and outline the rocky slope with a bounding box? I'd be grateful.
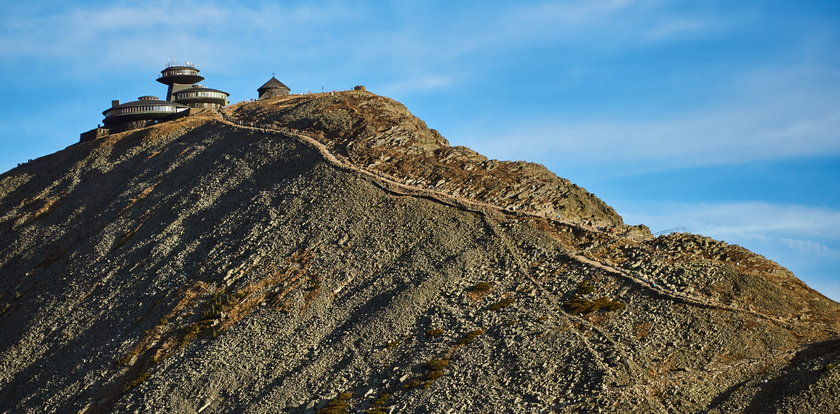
[0,90,837,413]
[223,92,629,229]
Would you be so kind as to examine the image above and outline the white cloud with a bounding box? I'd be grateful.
[615,200,840,301]
[773,237,840,260]
[618,201,840,241]
[0,1,359,72]
[809,279,840,302]
[377,75,454,96]
[644,18,715,40]
[467,66,840,173]
[0,1,748,85]
[481,0,737,50]
[508,0,649,26]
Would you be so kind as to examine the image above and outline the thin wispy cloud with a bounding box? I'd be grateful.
[619,201,840,240]
[773,237,840,260]
[616,200,840,300]
[809,280,840,301]
[378,75,455,96]
[493,0,739,48]
[0,1,359,73]
[644,18,715,40]
[0,1,754,85]
[508,0,648,26]
[467,64,840,174]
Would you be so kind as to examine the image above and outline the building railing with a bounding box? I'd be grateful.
[159,69,199,77]
[165,61,195,68]
[106,105,187,116]
[175,91,227,99]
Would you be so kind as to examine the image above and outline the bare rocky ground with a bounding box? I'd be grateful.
[0,91,837,413]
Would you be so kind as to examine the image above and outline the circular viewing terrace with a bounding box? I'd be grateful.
[172,84,229,108]
[157,65,204,85]
[102,97,188,126]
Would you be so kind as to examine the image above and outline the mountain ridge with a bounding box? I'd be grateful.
[0,90,837,413]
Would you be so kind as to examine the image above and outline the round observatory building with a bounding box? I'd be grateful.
[172,84,230,109]
[82,61,231,141]
[102,96,188,132]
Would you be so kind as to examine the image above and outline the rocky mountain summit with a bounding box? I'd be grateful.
[0,90,837,413]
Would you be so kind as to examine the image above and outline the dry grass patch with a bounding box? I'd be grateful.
[426,328,445,338]
[634,321,652,340]
[467,282,492,300]
[113,222,144,250]
[456,329,485,346]
[363,393,391,414]
[317,392,352,414]
[488,298,515,311]
[118,181,161,216]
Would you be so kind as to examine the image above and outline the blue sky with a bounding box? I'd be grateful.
[1,0,838,301]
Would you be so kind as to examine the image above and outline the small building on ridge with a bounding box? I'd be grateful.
[257,76,291,99]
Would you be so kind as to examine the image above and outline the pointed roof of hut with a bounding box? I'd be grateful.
[258,76,290,93]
